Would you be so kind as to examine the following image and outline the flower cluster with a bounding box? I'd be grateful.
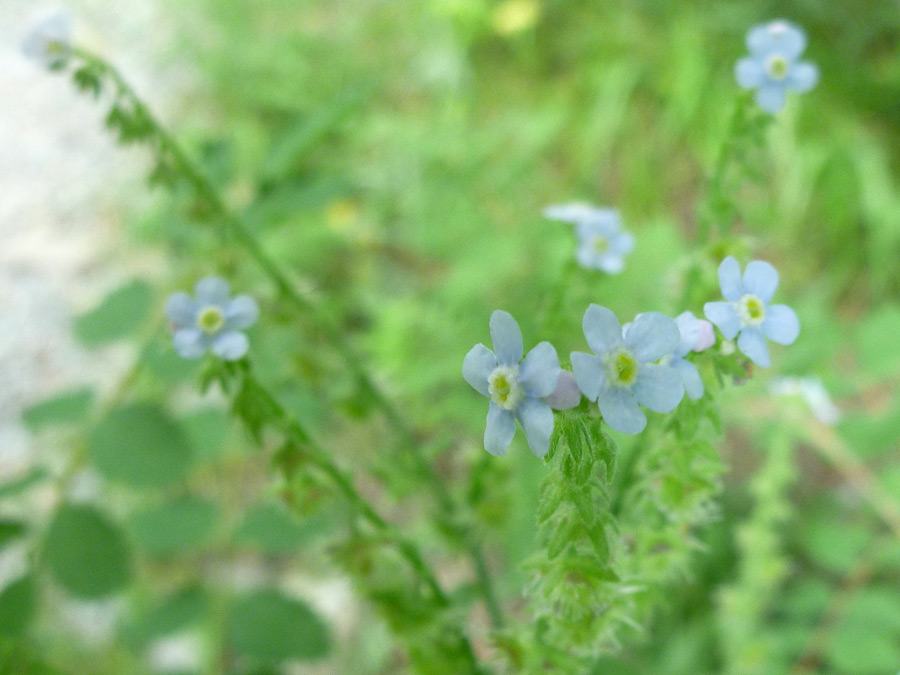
[464,253,799,451]
[544,204,634,274]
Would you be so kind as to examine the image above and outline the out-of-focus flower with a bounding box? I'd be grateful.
[22,10,73,69]
[166,278,259,361]
[770,376,840,425]
[544,204,634,274]
[704,257,799,367]
[735,19,818,114]
[571,305,683,434]
[543,370,581,410]
[463,311,560,457]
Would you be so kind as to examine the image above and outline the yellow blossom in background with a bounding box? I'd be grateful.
[492,0,540,35]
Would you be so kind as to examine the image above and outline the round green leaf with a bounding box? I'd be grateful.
[233,502,327,554]
[129,497,220,556]
[74,279,152,346]
[22,388,95,430]
[89,404,193,488]
[227,589,330,663]
[44,504,131,599]
[0,575,36,636]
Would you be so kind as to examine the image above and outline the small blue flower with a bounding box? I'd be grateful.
[166,277,259,361]
[544,203,634,274]
[704,256,799,367]
[571,305,684,434]
[735,20,819,114]
[22,10,72,68]
[667,311,708,401]
[463,310,561,457]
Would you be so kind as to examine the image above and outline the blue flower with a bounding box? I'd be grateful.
[166,278,259,361]
[463,311,561,457]
[544,203,634,274]
[704,257,799,367]
[571,305,684,434]
[667,311,709,401]
[22,10,72,68]
[735,20,818,114]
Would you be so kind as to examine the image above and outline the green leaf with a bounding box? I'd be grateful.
[827,624,900,674]
[89,404,193,488]
[73,279,153,346]
[0,575,37,636]
[123,587,208,645]
[22,388,95,430]
[227,589,331,663]
[234,502,327,554]
[182,408,230,462]
[129,497,220,556]
[44,504,131,599]
[0,468,50,501]
[0,520,26,550]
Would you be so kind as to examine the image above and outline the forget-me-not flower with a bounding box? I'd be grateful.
[463,311,561,457]
[544,203,634,274]
[666,311,711,401]
[704,257,799,367]
[166,277,259,361]
[571,305,684,434]
[22,10,73,69]
[735,20,819,114]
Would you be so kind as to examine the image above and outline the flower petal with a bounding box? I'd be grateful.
[173,328,207,360]
[543,371,581,410]
[735,57,765,89]
[582,304,623,354]
[675,311,701,358]
[517,398,555,458]
[743,260,779,303]
[596,387,646,435]
[718,256,743,301]
[543,202,596,223]
[632,364,684,413]
[195,277,230,307]
[738,327,770,367]
[595,254,626,274]
[463,344,497,397]
[749,21,806,60]
[212,331,249,361]
[576,242,598,269]
[519,341,561,398]
[788,61,819,93]
[610,231,634,256]
[166,292,198,328]
[490,310,523,366]
[484,403,515,456]
[624,312,679,363]
[763,304,800,345]
[673,358,704,400]
[571,351,604,401]
[225,295,259,330]
[755,84,787,114]
[704,301,741,340]
[694,319,716,352]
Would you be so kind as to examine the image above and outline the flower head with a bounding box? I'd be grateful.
[166,277,259,361]
[735,20,818,114]
[571,305,684,434]
[544,203,634,274]
[22,10,73,69]
[463,311,561,457]
[704,257,799,367]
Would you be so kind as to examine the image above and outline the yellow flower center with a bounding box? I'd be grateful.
[196,306,225,334]
[736,294,766,326]
[591,235,609,254]
[605,347,640,388]
[488,366,525,411]
[765,54,790,80]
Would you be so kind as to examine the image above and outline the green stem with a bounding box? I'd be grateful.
[71,47,504,630]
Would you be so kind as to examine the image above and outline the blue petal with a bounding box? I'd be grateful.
[704,301,741,340]
[225,295,259,330]
[582,304,623,354]
[609,231,634,256]
[632,364,684,413]
[463,344,497,397]
[756,84,787,114]
[543,202,596,224]
[675,311,701,358]
[718,256,743,301]
[166,292,198,328]
[624,312,679,363]
[517,398,555,458]
[577,216,619,241]
[576,241,599,269]
[173,328,207,359]
[763,304,800,345]
[743,260,779,303]
[543,371,581,410]
[490,310,523,366]
[195,277,230,307]
[595,253,626,274]
[212,331,249,361]
[673,358,704,400]
[735,57,765,89]
[738,327,770,367]
[748,21,806,60]
[747,24,777,56]
[519,342,561,398]
[571,351,604,401]
[484,403,515,456]
[788,61,819,93]
[596,387,646,435]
